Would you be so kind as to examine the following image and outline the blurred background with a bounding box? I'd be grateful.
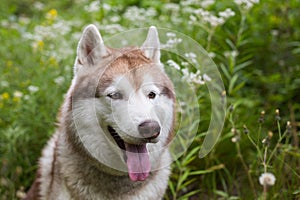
[0,0,299,199]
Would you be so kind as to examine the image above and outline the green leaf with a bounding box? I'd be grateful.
[228,74,239,95]
[177,169,191,191]
[220,63,231,81]
[179,189,201,200]
[234,60,252,73]
[214,190,229,198]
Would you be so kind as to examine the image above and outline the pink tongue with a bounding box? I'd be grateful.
[125,143,151,181]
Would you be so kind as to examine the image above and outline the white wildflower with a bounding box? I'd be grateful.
[24,95,30,101]
[194,9,226,27]
[145,7,157,17]
[203,73,212,82]
[181,62,189,67]
[167,60,181,70]
[181,68,190,80]
[13,91,23,98]
[184,52,197,64]
[1,81,9,88]
[219,8,235,19]
[234,0,259,10]
[184,52,197,59]
[208,52,216,58]
[181,69,204,85]
[189,15,197,23]
[194,8,208,16]
[200,0,215,8]
[110,16,120,23]
[193,78,205,85]
[19,16,31,25]
[164,3,180,12]
[54,76,65,86]
[259,172,276,186]
[103,3,111,11]
[224,50,239,58]
[84,1,100,12]
[180,0,197,6]
[28,85,39,93]
[33,2,45,11]
[209,15,225,27]
[124,6,145,22]
[162,33,182,48]
[102,24,125,34]
[166,32,176,37]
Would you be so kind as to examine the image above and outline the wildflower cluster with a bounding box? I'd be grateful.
[234,0,260,10]
[228,106,297,199]
[190,8,235,27]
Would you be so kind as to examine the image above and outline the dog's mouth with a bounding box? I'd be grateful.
[108,126,126,150]
[108,126,157,182]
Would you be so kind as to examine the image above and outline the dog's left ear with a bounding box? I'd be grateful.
[141,26,161,64]
[76,24,109,71]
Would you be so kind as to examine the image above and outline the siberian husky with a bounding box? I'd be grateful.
[25,24,175,200]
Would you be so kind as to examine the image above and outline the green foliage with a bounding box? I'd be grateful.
[0,0,299,199]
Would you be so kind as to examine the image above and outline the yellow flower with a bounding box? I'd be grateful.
[49,57,57,66]
[38,40,44,51]
[1,92,10,100]
[32,40,44,51]
[6,60,13,67]
[46,9,58,21]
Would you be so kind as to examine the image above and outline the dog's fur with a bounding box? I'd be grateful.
[25,25,175,200]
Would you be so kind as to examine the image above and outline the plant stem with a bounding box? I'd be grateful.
[267,130,288,165]
[277,120,282,140]
[288,101,298,147]
[247,134,263,162]
[262,146,269,200]
[206,28,215,51]
[257,124,262,146]
[236,11,246,47]
[263,183,267,200]
[236,142,257,198]
[263,146,268,173]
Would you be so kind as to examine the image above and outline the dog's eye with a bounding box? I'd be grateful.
[148,91,156,99]
[107,92,123,100]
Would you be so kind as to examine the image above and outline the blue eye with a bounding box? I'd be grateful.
[107,92,123,100]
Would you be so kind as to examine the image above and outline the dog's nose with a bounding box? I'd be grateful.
[138,120,160,139]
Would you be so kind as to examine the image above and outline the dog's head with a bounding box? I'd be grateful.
[69,25,175,181]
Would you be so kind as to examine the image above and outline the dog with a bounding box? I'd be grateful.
[24,24,176,200]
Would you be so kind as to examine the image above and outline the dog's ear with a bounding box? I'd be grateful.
[141,26,161,64]
[76,24,109,69]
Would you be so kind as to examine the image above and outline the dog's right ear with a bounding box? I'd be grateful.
[75,24,109,72]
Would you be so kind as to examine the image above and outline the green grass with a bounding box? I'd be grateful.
[1,0,300,199]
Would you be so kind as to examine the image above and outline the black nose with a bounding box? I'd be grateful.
[138,120,160,139]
